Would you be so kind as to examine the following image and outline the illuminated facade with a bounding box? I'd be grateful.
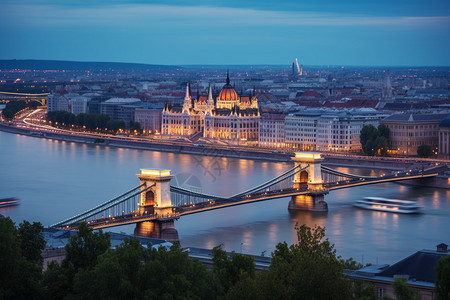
[381,113,448,156]
[438,115,450,159]
[162,72,260,142]
[285,109,387,152]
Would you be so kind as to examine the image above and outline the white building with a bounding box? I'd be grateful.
[69,96,89,115]
[259,114,286,148]
[135,107,163,133]
[46,94,89,115]
[47,94,69,113]
[285,109,388,152]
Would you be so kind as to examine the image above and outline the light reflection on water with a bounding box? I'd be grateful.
[0,131,449,264]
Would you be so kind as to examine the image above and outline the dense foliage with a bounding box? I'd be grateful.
[417,144,433,158]
[360,124,390,156]
[435,255,450,300]
[46,111,127,133]
[1,217,441,299]
[0,215,45,300]
[2,101,40,119]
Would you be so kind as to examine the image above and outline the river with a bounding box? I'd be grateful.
[0,131,449,264]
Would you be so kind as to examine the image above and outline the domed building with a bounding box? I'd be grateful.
[162,72,260,143]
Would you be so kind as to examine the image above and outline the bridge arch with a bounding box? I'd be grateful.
[144,190,155,206]
[299,170,309,183]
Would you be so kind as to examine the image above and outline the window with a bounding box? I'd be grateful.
[377,287,383,299]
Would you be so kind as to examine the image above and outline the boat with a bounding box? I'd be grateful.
[0,197,19,208]
[353,197,422,214]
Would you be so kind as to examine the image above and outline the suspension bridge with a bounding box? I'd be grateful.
[51,152,442,241]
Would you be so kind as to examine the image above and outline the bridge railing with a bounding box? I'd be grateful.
[52,184,153,228]
[170,185,229,208]
[230,164,309,199]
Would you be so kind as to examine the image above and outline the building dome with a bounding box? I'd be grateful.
[218,72,238,101]
[439,114,450,128]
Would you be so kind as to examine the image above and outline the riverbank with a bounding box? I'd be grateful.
[1,121,448,176]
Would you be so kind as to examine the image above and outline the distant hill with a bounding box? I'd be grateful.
[0,59,181,71]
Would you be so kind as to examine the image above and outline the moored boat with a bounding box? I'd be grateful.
[353,197,422,214]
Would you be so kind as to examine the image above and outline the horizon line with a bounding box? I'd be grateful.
[1,58,449,69]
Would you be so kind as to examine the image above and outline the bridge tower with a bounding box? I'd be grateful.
[290,152,329,212]
[134,169,179,241]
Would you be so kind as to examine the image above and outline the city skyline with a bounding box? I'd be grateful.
[1,0,449,66]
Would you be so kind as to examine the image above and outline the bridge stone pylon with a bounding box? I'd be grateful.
[290,152,329,212]
[134,169,179,241]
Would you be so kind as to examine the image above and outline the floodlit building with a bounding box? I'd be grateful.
[162,72,260,143]
[134,104,164,133]
[438,114,450,159]
[381,113,449,156]
[259,114,286,148]
[285,109,387,152]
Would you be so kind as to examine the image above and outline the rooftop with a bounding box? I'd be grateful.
[348,246,449,287]
[383,113,449,123]
[104,97,142,104]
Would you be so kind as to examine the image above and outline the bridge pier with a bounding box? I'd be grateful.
[135,169,179,242]
[290,152,329,212]
[134,220,179,242]
[289,193,328,212]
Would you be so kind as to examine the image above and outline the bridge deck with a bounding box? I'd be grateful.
[54,165,440,230]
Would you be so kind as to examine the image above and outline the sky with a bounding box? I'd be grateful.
[0,0,449,66]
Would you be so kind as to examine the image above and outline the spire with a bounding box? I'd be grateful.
[183,82,192,113]
[208,84,213,101]
[185,82,190,99]
[226,69,230,85]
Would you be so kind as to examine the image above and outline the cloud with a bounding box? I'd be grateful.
[1,3,449,28]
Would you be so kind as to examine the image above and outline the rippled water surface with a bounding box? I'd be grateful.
[1,131,449,264]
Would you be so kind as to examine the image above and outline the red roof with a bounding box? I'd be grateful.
[301,91,322,97]
[340,89,354,94]
[197,95,207,103]
[240,96,251,103]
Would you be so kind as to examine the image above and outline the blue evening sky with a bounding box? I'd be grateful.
[0,0,449,66]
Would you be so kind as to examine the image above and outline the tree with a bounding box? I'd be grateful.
[417,144,432,158]
[435,255,450,300]
[0,215,45,300]
[2,101,39,119]
[212,245,255,297]
[378,124,390,139]
[258,224,352,300]
[63,222,110,271]
[73,238,143,299]
[392,278,422,300]
[360,124,391,156]
[376,136,389,156]
[137,242,213,299]
[17,220,46,265]
[0,215,21,299]
[129,121,142,133]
